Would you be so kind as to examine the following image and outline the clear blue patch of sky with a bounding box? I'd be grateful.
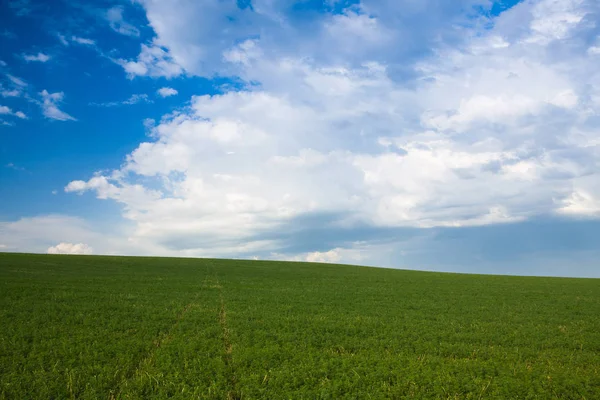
[489,0,524,16]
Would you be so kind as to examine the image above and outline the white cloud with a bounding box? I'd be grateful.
[135,0,501,77]
[273,242,391,266]
[157,87,178,97]
[1,90,19,97]
[123,94,151,105]
[40,90,76,121]
[0,215,99,254]
[525,0,586,44]
[133,0,249,75]
[106,6,140,37]
[71,36,95,45]
[1,75,26,98]
[0,105,27,119]
[305,248,343,263]
[23,52,50,62]
[118,43,184,78]
[0,214,156,256]
[47,242,94,255]
[60,0,600,260]
[323,9,391,58]
[558,191,600,216]
[1,87,21,97]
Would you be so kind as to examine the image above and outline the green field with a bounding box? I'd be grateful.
[1,253,599,399]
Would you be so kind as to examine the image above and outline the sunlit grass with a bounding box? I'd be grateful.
[1,253,599,399]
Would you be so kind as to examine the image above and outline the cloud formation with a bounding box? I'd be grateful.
[23,52,50,62]
[106,6,140,37]
[61,0,600,266]
[157,87,178,97]
[118,43,183,78]
[71,36,95,45]
[40,90,76,121]
[0,104,27,119]
[47,242,94,255]
[90,93,152,107]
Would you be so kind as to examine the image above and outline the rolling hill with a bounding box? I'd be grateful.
[1,253,599,399]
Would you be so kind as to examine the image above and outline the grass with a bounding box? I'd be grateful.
[1,253,599,399]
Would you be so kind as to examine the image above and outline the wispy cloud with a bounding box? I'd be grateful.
[40,90,76,121]
[89,93,152,107]
[6,74,27,87]
[1,75,26,98]
[106,6,140,37]
[56,33,69,46]
[1,30,17,39]
[157,87,178,97]
[23,52,51,63]
[6,162,26,171]
[71,36,95,45]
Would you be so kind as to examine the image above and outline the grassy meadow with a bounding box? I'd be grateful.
[0,253,599,399]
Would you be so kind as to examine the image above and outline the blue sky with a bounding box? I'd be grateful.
[1,0,599,278]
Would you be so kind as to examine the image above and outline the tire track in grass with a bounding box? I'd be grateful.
[108,291,201,399]
[211,264,240,400]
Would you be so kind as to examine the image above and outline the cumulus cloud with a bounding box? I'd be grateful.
[106,6,140,37]
[0,105,27,119]
[40,90,76,121]
[47,242,93,255]
[157,87,178,97]
[118,43,183,78]
[23,52,50,62]
[134,0,516,77]
[63,0,600,265]
[305,249,343,263]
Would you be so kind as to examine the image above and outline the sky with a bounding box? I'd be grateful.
[1,0,599,277]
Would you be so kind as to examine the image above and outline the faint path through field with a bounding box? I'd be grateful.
[207,262,240,400]
[108,288,201,399]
